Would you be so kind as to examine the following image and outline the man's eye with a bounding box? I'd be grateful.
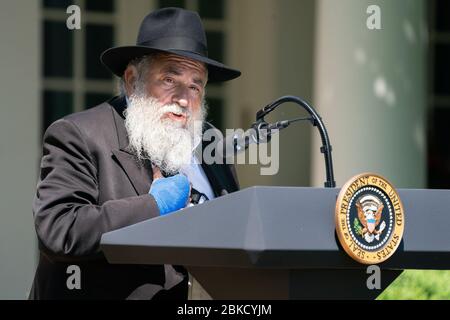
[190,86,200,93]
[164,78,174,84]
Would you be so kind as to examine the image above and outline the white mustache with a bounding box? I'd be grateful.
[159,104,191,118]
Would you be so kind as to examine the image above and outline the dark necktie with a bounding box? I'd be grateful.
[190,187,209,205]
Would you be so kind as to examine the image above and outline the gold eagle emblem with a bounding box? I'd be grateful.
[355,195,386,243]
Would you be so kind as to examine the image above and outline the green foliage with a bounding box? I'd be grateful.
[353,218,363,236]
[378,270,450,300]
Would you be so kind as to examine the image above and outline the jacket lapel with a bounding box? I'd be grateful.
[111,150,152,195]
[200,161,238,197]
[109,96,153,195]
[200,123,239,197]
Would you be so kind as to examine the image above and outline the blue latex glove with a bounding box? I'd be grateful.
[149,174,190,216]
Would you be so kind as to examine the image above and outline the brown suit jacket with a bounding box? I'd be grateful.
[29,96,239,299]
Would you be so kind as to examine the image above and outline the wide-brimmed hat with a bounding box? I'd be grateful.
[101,7,241,82]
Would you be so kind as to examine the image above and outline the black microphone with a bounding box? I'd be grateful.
[256,101,279,121]
[216,120,277,158]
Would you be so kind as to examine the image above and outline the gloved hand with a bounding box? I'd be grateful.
[149,174,190,216]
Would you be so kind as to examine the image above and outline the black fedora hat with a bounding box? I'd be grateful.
[101,7,241,82]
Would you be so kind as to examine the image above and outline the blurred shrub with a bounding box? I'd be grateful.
[378,270,450,300]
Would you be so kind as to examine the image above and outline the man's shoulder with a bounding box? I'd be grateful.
[63,101,114,128]
[44,99,120,147]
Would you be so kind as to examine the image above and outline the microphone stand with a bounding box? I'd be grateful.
[255,95,336,188]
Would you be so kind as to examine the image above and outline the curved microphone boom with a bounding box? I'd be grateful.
[218,96,336,188]
[259,96,336,188]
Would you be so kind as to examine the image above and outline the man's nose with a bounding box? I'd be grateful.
[172,87,189,108]
[175,97,188,108]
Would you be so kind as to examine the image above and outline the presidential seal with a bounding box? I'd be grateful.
[335,173,404,264]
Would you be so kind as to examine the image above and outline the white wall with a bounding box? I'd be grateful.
[0,0,40,299]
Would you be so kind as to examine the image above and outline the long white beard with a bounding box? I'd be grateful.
[124,93,205,175]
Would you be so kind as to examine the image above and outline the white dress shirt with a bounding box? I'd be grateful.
[179,155,215,203]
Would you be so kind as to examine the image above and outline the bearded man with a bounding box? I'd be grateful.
[29,7,240,300]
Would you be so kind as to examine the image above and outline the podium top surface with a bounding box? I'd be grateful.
[101,186,450,270]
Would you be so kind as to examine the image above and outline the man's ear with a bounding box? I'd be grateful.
[123,66,137,95]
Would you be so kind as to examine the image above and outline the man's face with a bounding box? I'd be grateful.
[123,53,208,174]
[141,53,207,127]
